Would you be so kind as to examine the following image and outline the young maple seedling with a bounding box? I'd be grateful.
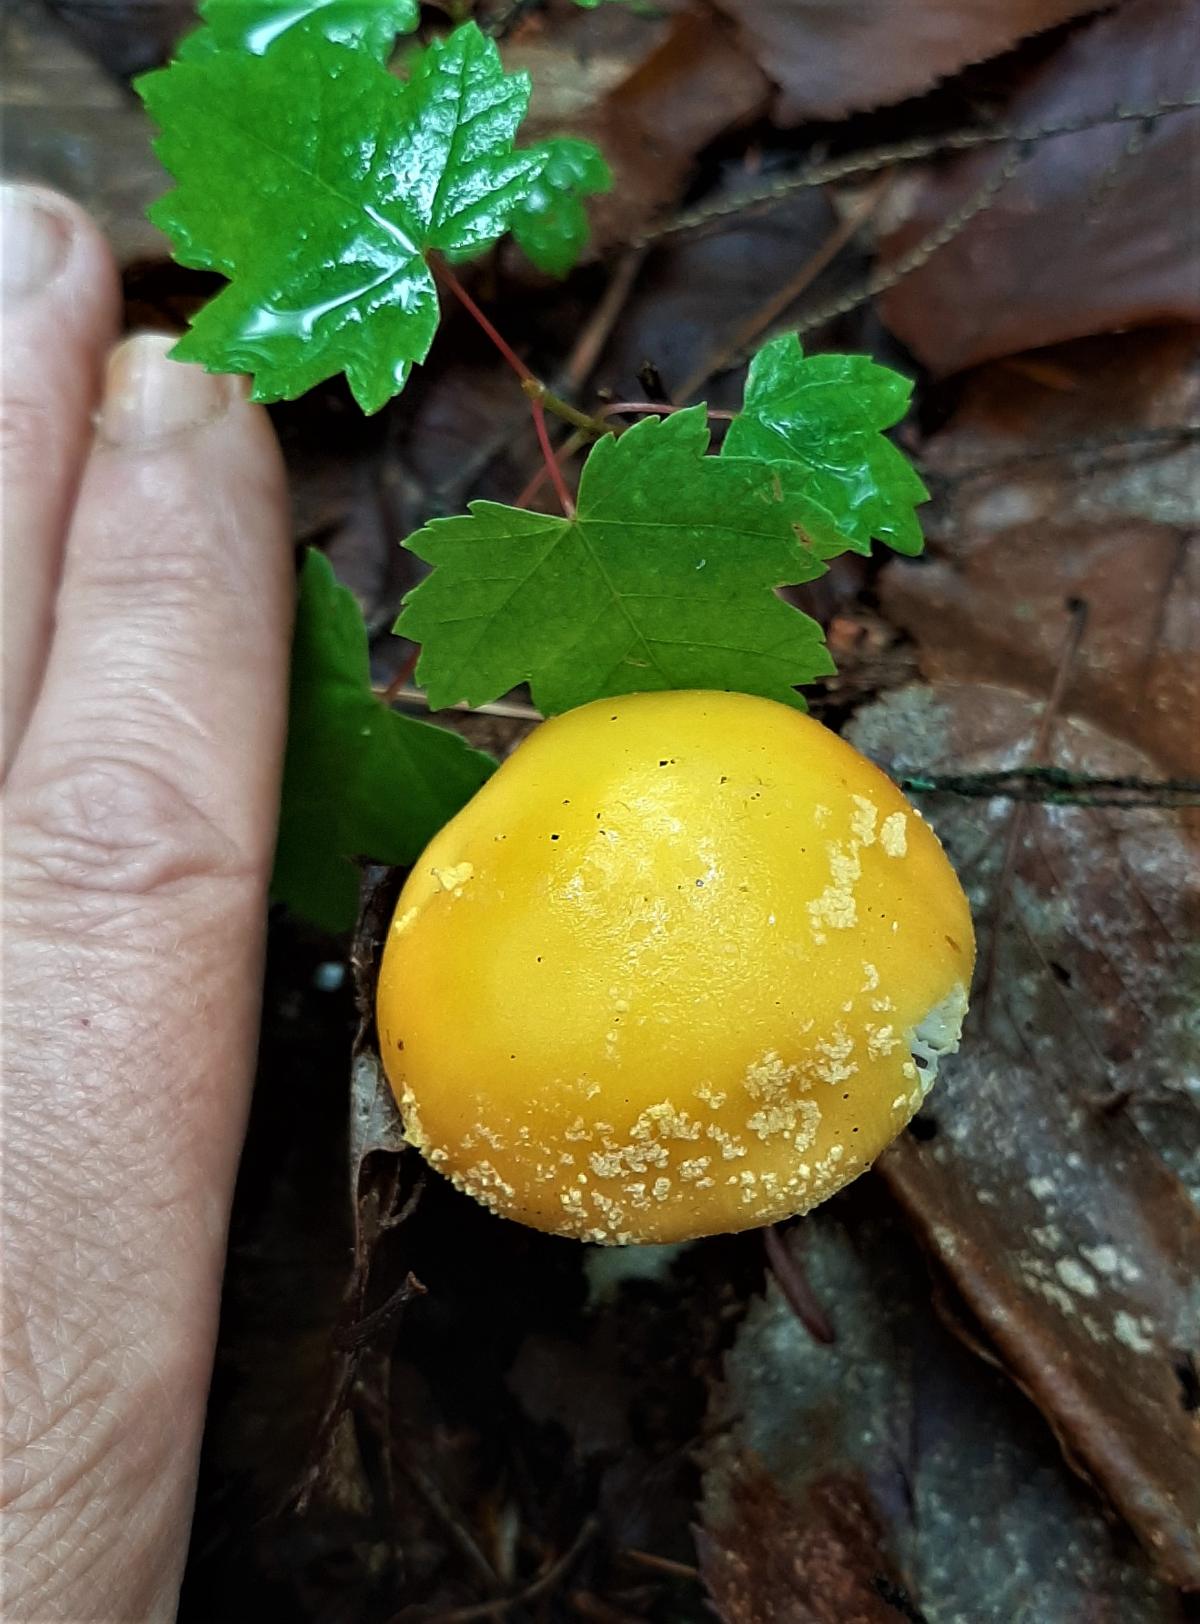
[139,1,971,1242]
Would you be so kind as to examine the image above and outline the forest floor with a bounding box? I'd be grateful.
[4,0,1199,1618]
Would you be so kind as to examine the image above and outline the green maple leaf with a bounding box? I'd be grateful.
[273,551,495,931]
[138,23,555,412]
[510,138,612,277]
[182,0,419,59]
[723,334,929,558]
[397,407,834,716]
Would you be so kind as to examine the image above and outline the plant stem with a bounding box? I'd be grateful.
[434,257,535,382]
[433,258,582,515]
[381,644,421,705]
[514,427,588,510]
[521,378,609,436]
[599,400,736,422]
[528,397,575,517]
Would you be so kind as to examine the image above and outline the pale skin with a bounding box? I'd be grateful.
[2,184,293,1619]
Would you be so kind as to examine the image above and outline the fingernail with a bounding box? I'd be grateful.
[99,334,236,446]
[1,183,71,299]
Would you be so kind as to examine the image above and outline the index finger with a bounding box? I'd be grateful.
[0,185,121,774]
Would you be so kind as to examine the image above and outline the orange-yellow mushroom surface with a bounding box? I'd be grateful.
[377,690,974,1244]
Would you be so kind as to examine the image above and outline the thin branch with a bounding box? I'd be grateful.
[396,1518,599,1624]
[558,244,648,394]
[398,1460,502,1599]
[332,1272,426,1353]
[382,686,542,722]
[522,377,609,436]
[620,1549,701,1582]
[902,766,1200,808]
[637,95,1200,249]
[598,400,736,421]
[790,144,1026,338]
[676,175,891,400]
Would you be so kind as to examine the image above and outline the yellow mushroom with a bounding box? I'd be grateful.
[377,690,974,1244]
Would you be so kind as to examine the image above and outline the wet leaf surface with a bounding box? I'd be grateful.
[849,681,1200,1587]
[877,0,1200,373]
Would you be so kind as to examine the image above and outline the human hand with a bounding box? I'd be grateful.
[2,184,293,1620]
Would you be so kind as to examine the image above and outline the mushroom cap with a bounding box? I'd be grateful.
[377,690,974,1244]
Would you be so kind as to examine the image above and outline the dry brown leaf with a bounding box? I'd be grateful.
[881,328,1200,780]
[1,0,168,263]
[706,0,1103,124]
[847,681,1200,1588]
[512,7,770,252]
[700,1210,1184,1622]
[46,0,196,78]
[877,0,1200,373]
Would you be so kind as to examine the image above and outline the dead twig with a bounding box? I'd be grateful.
[676,175,892,401]
[383,687,541,722]
[333,1272,426,1353]
[394,1517,599,1623]
[557,246,648,395]
[620,1548,701,1581]
[638,95,1200,249]
[398,1460,504,1600]
[901,766,1200,809]
[597,401,735,422]
[790,145,1026,338]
